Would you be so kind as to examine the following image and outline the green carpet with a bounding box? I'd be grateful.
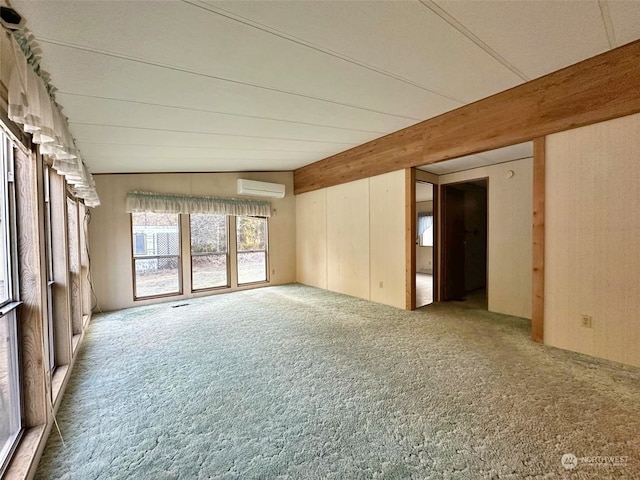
[35,285,640,479]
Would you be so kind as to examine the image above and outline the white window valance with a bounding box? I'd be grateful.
[5,30,100,207]
[125,191,271,217]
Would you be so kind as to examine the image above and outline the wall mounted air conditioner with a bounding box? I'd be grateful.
[237,179,285,199]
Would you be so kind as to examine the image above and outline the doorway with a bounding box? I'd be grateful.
[415,181,435,307]
[441,179,488,307]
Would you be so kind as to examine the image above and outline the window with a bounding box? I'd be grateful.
[131,212,181,298]
[0,132,21,472]
[67,196,82,335]
[236,216,268,285]
[190,214,229,291]
[43,166,55,372]
[418,212,433,247]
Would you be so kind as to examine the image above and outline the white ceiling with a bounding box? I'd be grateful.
[9,0,640,175]
[419,142,533,175]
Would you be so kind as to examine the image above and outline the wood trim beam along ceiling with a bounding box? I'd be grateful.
[294,39,640,194]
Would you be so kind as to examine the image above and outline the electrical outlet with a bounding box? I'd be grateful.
[581,314,593,328]
[379,281,383,288]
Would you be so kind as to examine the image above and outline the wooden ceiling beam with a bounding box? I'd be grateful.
[294,39,640,194]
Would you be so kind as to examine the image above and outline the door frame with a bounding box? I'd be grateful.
[406,169,439,310]
[438,176,489,304]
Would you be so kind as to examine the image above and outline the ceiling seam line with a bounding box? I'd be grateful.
[598,0,616,49]
[419,0,530,82]
[76,142,341,153]
[39,38,423,122]
[57,92,388,135]
[79,157,306,161]
[68,122,360,145]
[182,0,466,105]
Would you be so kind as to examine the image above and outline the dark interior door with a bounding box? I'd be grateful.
[442,185,466,300]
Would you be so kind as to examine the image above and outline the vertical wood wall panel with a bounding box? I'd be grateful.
[14,148,47,427]
[532,138,545,342]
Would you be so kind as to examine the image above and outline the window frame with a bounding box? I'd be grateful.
[0,132,23,476]
[235,215,270,286]
[42,165,56,374]
[130,212,183,301]
[189,213,230,293]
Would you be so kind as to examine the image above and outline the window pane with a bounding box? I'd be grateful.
[237,251,267,284]
[192,254,228,290]
[236,217,267,285]
[44,168,55,371]
[0,217,6,304]
[132,213,181,298]
[190,214,228,290]
[236,216,266,251]
[0,169,7,305]
[0,300,20,463]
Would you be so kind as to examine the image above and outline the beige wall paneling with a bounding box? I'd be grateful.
[296,171,408,309]
[545,112,640,368]
[326,179,370,300]
[370,170,406,309]
[295,189,327,289]
[89,172,296,311]
[14,148,47,428]
[439,158,533,319]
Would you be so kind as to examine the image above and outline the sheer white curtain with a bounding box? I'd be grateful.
[5,31,100,207]
[125,191,272,217]
[418,213,433,246]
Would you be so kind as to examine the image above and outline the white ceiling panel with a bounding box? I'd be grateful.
[91,157,304,174]
[435,0,610,79]
[607,1,640,47]
[57,94,381,146]
[70,124,352,154]
[39,43,417,134]
[5,1,639,176]
[76,143,330,162]
[419,142,533,175]
[207,0,523,103]
[13,0,461,121]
